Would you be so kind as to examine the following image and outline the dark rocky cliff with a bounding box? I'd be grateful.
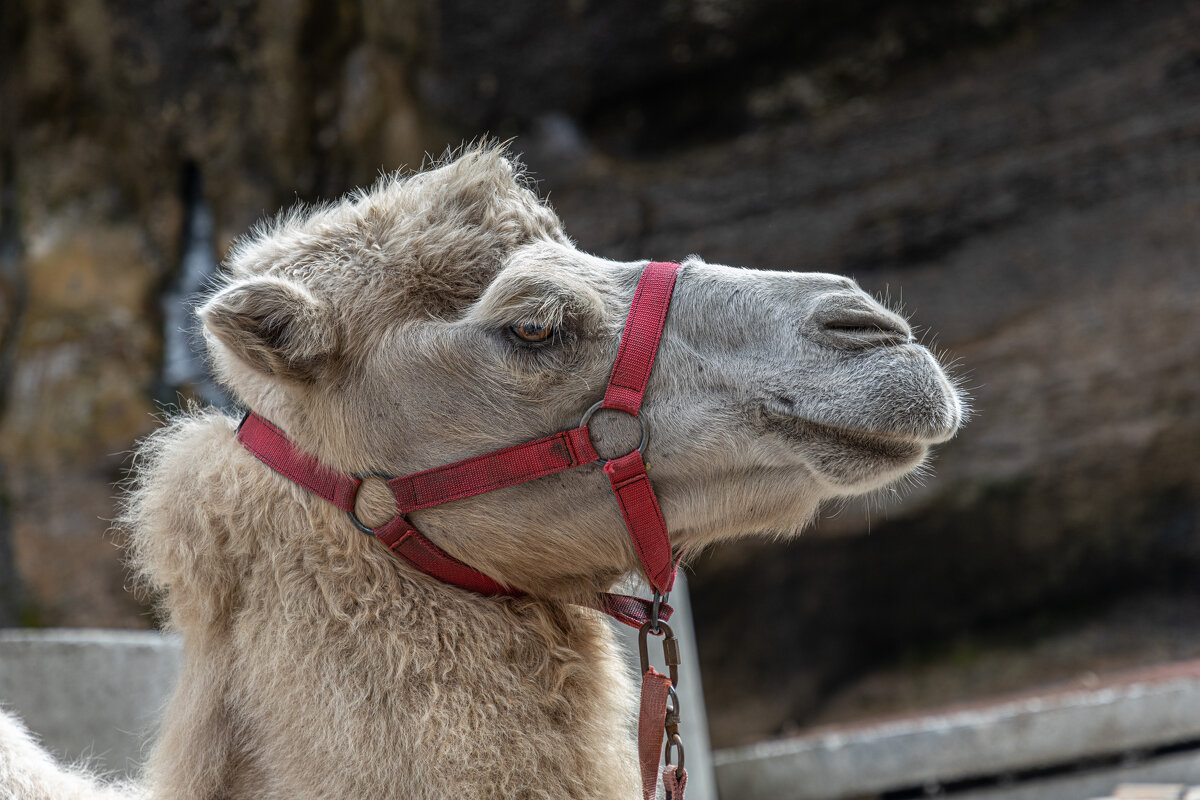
[529,0,1200,743]
[2,0,1197,745]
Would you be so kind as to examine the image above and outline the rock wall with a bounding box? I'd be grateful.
[526,0,1200,744]
[2,0,1197,749]
[0,0,438,626]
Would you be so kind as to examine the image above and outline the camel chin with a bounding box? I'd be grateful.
[758,357,964,494]
[773,416,934,492]
[768,341,965,493]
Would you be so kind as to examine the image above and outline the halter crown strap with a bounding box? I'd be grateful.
[236,261,682,626]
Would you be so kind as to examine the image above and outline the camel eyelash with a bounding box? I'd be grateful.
[503,322,570,354]
[510,321,555,343]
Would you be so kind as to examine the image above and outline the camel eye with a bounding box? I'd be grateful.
[510,321,554,343]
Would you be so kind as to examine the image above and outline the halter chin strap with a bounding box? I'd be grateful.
[236,261,682,628]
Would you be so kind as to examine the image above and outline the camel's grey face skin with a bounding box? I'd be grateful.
[200,150,964,597]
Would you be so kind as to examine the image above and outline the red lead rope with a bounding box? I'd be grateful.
[236,261,685,797]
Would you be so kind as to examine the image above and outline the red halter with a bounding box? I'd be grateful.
[237,261,681,628]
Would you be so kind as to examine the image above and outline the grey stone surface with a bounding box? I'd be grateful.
[713,667,1200,799]
[0,628,181,777]
[949,751,1200,800]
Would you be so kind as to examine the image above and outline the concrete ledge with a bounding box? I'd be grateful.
[714,661,1200,800]
[0,629,181,776]
[948,752,1200,800]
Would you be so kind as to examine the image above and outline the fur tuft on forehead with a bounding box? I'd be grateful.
[220,143,570,320]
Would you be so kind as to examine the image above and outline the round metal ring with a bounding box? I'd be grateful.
[347,470,397,535]
[578,400,649,461]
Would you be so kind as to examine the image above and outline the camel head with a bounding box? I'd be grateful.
[199,146,965,599]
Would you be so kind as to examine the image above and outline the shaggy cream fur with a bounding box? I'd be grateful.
[0,145,964,799]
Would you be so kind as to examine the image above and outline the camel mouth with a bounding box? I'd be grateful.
[762,391,962,447]
[760,408,935,452]
[758,409,933,488]
[756,342,965,485]
[790,342,966,443]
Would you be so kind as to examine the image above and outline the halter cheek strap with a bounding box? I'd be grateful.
[236,261,682,626]
[600,261,679,595]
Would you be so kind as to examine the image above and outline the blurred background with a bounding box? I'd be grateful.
[1,0,1199,777]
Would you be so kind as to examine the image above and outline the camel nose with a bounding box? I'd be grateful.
[809,290,912,350]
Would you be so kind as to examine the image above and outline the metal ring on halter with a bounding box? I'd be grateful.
[579,400,649,462]
[347,470,398,535]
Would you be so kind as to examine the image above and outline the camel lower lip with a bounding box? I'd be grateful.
[760,407,938,451]
[766,373,962,445]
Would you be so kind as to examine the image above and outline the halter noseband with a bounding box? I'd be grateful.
[236,261,682,628]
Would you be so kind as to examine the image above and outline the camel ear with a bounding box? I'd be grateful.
[199,276,338,383]
[434,147,523,219]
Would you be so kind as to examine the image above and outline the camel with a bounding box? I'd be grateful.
[0,144,964,800]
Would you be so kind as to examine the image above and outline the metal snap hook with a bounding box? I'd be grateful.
[665,731,686,776]
[637,619,670,674]
[664,684,685,779]
[637,619,680,688]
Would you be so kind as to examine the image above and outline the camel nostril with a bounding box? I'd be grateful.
[812,295,912,349]
[824,318,909,338]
